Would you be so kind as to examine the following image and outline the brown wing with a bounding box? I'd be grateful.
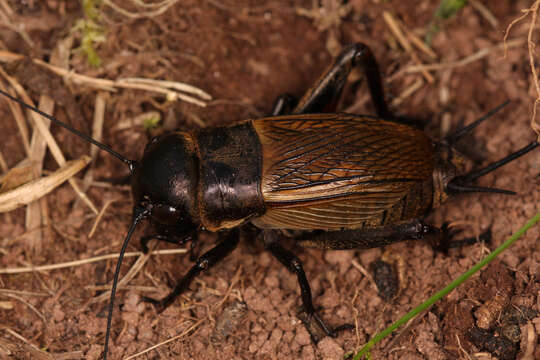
[251,114,435,230]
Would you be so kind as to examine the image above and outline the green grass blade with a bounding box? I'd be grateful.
[353,211,540,360]
[434,0,468,19]
[426,0,469,43]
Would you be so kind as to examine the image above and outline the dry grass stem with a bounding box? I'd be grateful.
[3,328,29,344]
[0,293,46,322]
[88,197,119,238]
[0,289,48,297]
[51,351,84,360]
[470,0,499,28]
[90,249,154,304]
[77,91,107,205]
[103,0,179,19]
[0,68,98,213]
[0,50,22,62]
[2,328,53,360]
[84,284,158,292]
[185,111,206,128]
[456,334,474,360]
[0,156,91,213]
[90,92,106,160]
[0,149,7,173]
[0,300,13,309]
[405,38,525,74]
[0,50,211,106]
[0,164,34,193]
[407,31,437,60]
[0,248,186,274]
[118,77,211,100]
[521,322,537,360]
[351,259,375,286]
[124,317,206,359]
[214,267,242,309]
[390,78,424,106]
[0,0,14,17]
[0,83,30,155]
[0,4,35,49]
[38,57,210,106]
[383,11,435,83]
[25,95,55,250]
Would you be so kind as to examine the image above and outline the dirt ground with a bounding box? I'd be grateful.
[0,1,539,359]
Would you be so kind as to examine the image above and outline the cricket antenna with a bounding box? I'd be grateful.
[0,88,150,358]
[0,88,137,173]
[102,207,150,360]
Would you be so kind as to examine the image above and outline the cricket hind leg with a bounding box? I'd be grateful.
[271,93,298,116]
[297,220,438,250]
[142,229,239,313]
[297,220,491,254]
[263,231,354,342]
[292,42,389,117]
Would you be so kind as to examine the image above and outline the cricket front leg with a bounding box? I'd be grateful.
[143,229,239,312]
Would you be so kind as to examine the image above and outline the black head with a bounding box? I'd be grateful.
[131,132,200,231]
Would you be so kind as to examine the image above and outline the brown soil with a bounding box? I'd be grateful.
[1,1,539,359]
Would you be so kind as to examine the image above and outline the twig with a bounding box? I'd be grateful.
[74,91,107,209]
[0,157,91,213]
[405,38,525,73]
[84,284,158,292]
[124,317,205,359]
[0,50,211,107]
[0,149,8,173]
[118,77,211,100]
[89,248,153,304]
[351,259,375,286]
[0,84,30,155]
[383,11,434,83]
[407,31,437,60]
[0,289,48,297]
[390,78,424,107]
[0,68,98,214]
[0,293,46,322]
[0,4,35,49]
[521,322,537,360]
[0,248,187,274]
[103,0,179,19]
[470,0,499,28]
[456,334,474,360]
[91,92,106,159]
[88,197,119,238]
[3,328,52,359]
[25,94,55,251]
